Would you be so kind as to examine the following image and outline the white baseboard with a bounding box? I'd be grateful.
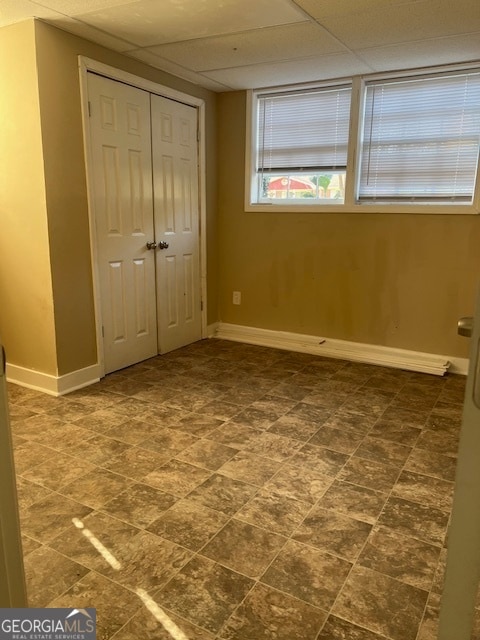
[6,363,101,396]
[206,322,220,338]
[213,323,469,376]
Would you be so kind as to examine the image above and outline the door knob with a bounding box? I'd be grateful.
[458,317,474,338]
[146,241,157,250]
[159,241,169,249]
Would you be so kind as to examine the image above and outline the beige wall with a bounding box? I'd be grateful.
[217,91,480,359]
[1,19,218,378]
[0,22,57,374]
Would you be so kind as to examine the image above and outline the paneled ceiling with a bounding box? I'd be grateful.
[0,0,479,91]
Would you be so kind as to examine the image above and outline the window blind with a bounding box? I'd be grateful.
[256,85,352,174]
[358,71,480,203]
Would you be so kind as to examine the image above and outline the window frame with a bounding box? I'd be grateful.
[245,64,480,215]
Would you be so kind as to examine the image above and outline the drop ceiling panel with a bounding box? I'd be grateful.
[319,0,480,49]
[74,0,307,47]
[359,33,480,71]
[293,0,430,20]
[45,15,136,51]
[204,52,373,90]
[30,0,141,15]
[0,0,64,26]
[147,22,348,72]
[126,48,232,91]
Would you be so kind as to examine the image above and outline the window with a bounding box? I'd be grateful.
[247,66,480,213]
[358,72,480,204]
[254,85,351,204]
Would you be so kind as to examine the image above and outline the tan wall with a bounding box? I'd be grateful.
[0,22,57,374]
[217,91,480,359]
[32,20,218,376]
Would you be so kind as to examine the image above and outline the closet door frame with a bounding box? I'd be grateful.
[78,56,208,377]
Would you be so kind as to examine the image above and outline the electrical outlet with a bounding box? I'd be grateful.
[233,291,241,305]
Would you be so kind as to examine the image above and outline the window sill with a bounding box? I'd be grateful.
[245,201,480,215]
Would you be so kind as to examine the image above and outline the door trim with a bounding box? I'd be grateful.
[78,56,208,377]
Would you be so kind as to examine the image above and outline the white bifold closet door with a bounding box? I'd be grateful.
[87,73,201,375]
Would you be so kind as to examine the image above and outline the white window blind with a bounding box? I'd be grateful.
[256,85,352,174]
[358,71,480,203]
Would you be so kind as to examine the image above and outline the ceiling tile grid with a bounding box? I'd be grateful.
[0,0,479,90]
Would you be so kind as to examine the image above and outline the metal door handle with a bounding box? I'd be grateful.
[458,317,474,338]
[159,241,169,249]
[146,241,157,250]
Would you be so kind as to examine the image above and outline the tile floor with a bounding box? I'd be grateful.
[8,338,471,639]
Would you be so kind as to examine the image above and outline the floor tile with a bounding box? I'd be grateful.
[245,431,304,462]
[176,439,237,470]
[21,535,42,557]
[368,418,421,446]
[236,489,311,536]
[404,447,457,482]
[219,582,327,640]
[105,418,162,444]
[377,496,449,546]
[69,434,132,465]
[102,447,170,481]
[230,407,282,430]
[415,429,460,457]
[11,340,463,640]
[392,469,454,511]
[286,402,332,424]
[218,451,281,486]
[20,493,92,543]
[317,615,387,640]
[205,422,262,449]
[24,545,89,606]
[338,456,400,493]
[188,473,258,515]
[290,443,349,475]
[269,382,311,402]
[173,412,225,436]
[13,439,55,474]
[293,506,372,561]
[101,483,177,528]
[416,593,441,640]
[143,459,212,497]
[147,499,229,551]
[48,511,141,573]
[378,405,427,428]
[323,409,378,434]
[15,477,52,509]
[318,480,388,524]
[308,424,364,454]
[138,426,198,455]
[264,464,333,504]
[21,452,95,491]
[106,530,192,591]
[267,414,320,441]
[354,436,412,467]
[49,571,142,639]
[332,565,428,640]
[201,518,286,578]
[261,539,352,608]
[72,408,127,432]
[112,606,215,640]
[59,467,133,509]
[197,399,242,420]
[357,526,441,590]
[156,556,254,634]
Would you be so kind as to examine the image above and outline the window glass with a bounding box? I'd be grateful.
[255,86,351,204]
[357,71,480,204]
